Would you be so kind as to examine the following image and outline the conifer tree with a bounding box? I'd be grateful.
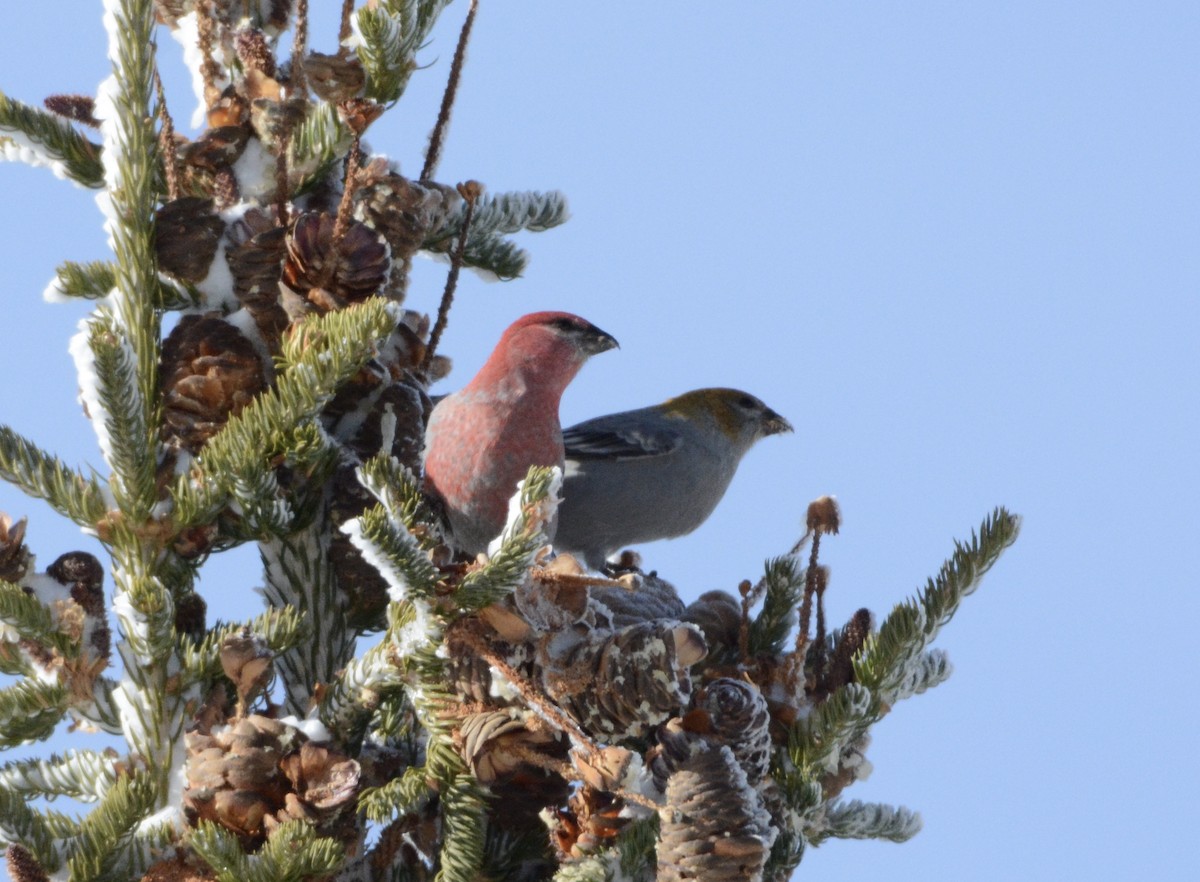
[0,3,1019,880]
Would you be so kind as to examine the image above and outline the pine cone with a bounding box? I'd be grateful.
[183,715,361,848]
[46,551,109,663]
[456,709,562,786]
[682,589,743,663]
[657,745,775,882]
[0,514,31,584]
[697,678,772,786]
[155,198,226,284]
[821,607,873,696]
[248,96,306,153]
[588,570,686,627]
[280,212,389,316]
[303,52,366,103]
[220,631,273,709]
[160,315,266,452]
[225,209,289,349]
[353,160,458,299]
[4,845,49,882]
[551,786,629,861]
[178,125,251,173]
[543,620,706,740]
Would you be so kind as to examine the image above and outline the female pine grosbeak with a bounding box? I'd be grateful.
[422,311,618,555]
[553,388,792,570]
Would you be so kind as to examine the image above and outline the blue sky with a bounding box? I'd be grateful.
[2,2,1198,880]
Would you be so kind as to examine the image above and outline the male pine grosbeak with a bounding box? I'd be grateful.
[422,311,618,555]
[553,388,792,570]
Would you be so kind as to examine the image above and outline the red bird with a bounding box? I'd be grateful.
[422,312,618,554]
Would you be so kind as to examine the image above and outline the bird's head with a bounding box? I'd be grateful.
[664,388,793,448]
[471,311,619,398]
[498,311,618,370]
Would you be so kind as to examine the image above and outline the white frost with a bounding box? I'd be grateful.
[279,713,333,743]
[69,314,119,470]
[0,134,76,183]
[169,11,231,129]
[486,467,563,559]
[231,137,278,203]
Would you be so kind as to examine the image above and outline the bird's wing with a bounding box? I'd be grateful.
[562,418,683,461]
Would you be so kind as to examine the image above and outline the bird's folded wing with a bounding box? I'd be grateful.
[562,422,682,460]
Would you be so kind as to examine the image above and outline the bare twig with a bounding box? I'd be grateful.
[420,180,481,373]
[332,134,364,243]
[153,69,179,201]
[421,0,479,182]
[338,0,356,58]
[290,0,310,95]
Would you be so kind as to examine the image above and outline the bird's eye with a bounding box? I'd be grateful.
[549,317,578,333]
[737,395,758,410]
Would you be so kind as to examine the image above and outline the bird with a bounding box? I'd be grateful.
[552,388,792,570]
[421,311,619,555]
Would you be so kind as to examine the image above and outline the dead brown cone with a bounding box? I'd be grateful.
[588,570,686,627]
[43,94,100,128]
[681,590,743,663]
[155,198,226,284]
[544,620,707,741]
[551,786,629,861]
[303,52,365,102]
[225,209,290,349]
[806,495,841,535]
[353,159,458,300]
[0,514,31,584]
[457,710,559,785]
[821,607,874,697]
[220,631,273,711]
[46,551,109,662]
[183,714,361,848]
[160,315,266,452]
[455,710,570,842]
[4,845,49,882]
[657,744,775,882]
[178,125,251,173]
[696,678,772,786]
[280,212,389,316]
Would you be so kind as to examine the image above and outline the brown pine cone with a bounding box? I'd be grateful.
[353,160,458,300]
[681,589,743,664]
[160,314,266,452]
[657,744,775,882]
[696,678,772,786]
[225,209,289,349]
[588,570,686,627]
[155,198,226,284]
[543,620,706,741]
[303,52,366,103]
[0,514,31,584]
[280,212,389,316]
[183,715,361,848]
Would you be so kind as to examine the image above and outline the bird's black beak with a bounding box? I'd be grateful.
[762,408,793,436]
[580,323,619,356]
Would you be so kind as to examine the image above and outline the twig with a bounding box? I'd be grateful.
[449,624,660,812]
[153,70,179,201]
[332,134,364,243]
[420,180,481,373]
[793,529,823,660]
[421,0,479,182]
[290,0,309,96]
[338,0,356,58]
[196,1,223,109]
